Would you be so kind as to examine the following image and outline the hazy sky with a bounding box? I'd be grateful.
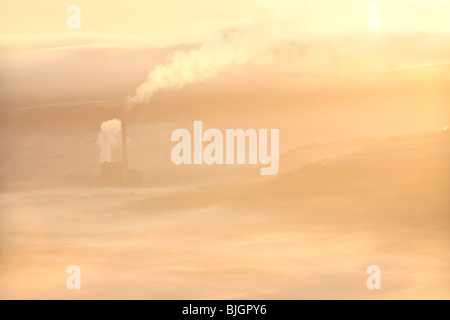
[0,2,448,301]
[1,0,450,47]
[1,0,449,108]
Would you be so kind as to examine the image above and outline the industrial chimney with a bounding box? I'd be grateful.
[121,121,128,187]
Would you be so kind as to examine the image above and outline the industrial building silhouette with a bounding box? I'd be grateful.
[99,121,143,187]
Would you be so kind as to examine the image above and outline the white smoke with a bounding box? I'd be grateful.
[125,0,364,106]
[127,0,450,107]
[97,119,122,162]
[127,22,288,105]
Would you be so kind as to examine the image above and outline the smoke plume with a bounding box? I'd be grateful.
[127,0,450,107]
[127,23,284,106]
[97,119,122,162]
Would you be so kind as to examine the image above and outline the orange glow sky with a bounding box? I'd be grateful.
[0,1,449,300]
[1,0,450,47]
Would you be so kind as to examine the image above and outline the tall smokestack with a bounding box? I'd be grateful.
[121,121,128,187]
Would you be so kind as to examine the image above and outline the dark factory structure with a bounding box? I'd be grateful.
[99,121,143,187]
